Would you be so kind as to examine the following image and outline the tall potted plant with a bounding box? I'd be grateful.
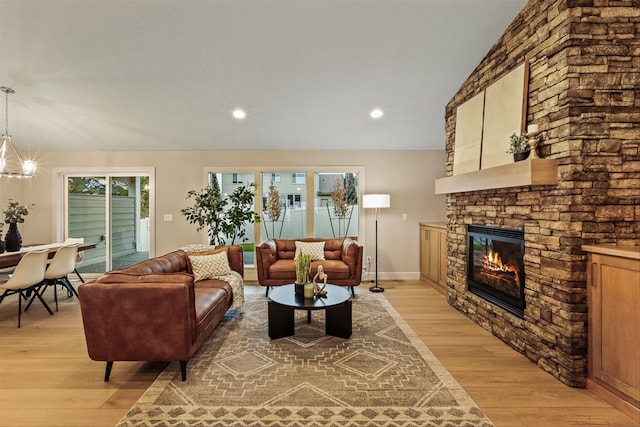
[181,182,260,246]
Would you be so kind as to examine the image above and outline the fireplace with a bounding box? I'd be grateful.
[467,225,525,317]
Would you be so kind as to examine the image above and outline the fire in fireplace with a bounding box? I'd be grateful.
[467,225,525,317]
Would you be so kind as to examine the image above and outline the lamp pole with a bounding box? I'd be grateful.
[370,207,384,292]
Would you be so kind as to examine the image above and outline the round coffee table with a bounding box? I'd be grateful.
[267,284,352,339]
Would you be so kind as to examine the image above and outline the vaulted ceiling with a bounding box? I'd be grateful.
[0,0,527,152]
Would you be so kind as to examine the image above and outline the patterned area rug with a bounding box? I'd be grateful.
[116,292,493,427]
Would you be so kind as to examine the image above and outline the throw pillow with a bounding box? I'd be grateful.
[188,251,231,281]
[183,246,228,274]
[294,241,325,261]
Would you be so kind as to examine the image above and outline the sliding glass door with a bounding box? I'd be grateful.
[65,174,151,273]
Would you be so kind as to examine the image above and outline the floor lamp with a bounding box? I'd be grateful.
[362,194,390,293]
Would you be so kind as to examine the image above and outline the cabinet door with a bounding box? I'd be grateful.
[438,229,447,287]
[589,254,640,404]
[427,228,439,282]
[419,226,431,282]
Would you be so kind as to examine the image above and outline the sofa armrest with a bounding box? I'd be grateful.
[255,240,277,286]
[225,245,245,278]
[341,238,364,280]
[78,280,196,362]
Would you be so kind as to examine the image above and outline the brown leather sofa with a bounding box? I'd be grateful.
[255,238,363,295]
[78,246,243,382]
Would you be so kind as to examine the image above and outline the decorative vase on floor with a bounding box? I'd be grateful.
[5,222,22,252]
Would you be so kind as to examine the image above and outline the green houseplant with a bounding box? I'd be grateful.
[3,199,35,252]
[507,132,530,161]
[181,182,260,246]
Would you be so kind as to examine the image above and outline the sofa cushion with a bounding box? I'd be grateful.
[294,241,325,261]
[189,251,232,281]
[269,259,352,281]
[193,287,229,337]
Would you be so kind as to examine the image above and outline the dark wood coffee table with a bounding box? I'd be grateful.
[268,284,352,339]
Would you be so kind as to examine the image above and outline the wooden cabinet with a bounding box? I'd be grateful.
[420,222,447,292]
[583,245,640,423]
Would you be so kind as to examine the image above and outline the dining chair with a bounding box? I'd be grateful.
[29,244,80,311]
[64,237,86,284]
[0,249,51,327]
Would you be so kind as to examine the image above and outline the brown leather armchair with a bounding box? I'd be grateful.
[255,238,363,296]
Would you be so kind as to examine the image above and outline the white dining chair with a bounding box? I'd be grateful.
[29,244,80,311]
[64,237,86,283]
[0,249,51,327]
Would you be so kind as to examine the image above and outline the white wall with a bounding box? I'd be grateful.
[1,150,446,279]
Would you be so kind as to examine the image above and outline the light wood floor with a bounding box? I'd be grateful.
[0,280,636,427]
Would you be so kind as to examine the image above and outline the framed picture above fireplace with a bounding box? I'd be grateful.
[467,225,525,318]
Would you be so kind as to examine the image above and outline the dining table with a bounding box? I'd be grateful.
[0,242,97,269]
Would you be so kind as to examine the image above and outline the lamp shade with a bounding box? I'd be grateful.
[362,194,390,209]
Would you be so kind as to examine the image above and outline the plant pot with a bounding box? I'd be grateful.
[513,150,530,162]
[294,282,305,296]
[0,239,5,254]
[5,222,22,252]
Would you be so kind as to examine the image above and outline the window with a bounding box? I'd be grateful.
[63,172,152,273]
[209,172,256,265]
[314,172,359,238]
[291,173,306,184]
[206,166,364,267]
[261,172,306,240]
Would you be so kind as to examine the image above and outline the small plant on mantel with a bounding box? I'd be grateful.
[507,132,530,154]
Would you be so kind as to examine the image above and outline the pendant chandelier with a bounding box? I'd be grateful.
[1,86,36,178]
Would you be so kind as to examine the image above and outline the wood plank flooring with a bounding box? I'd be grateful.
[0,280,636,427]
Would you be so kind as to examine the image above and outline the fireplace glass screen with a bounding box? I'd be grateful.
[467,225,525,317]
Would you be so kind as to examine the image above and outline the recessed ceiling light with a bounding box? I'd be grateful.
[232,109,246,120]
[370,108,384,119]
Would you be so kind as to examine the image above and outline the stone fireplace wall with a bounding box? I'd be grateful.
[444,0,639,387]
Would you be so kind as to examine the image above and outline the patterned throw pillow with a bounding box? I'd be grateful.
[183,247,228,274]
[188,251,231,281]
[294,241,326,261]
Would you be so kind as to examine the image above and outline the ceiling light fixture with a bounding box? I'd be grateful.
[370,108,384,119]
[1,87,36,178]
[232,109,246,120]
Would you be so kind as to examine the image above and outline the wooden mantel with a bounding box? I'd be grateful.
[435,158,558,194]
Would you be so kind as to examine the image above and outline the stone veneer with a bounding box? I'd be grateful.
[444,0,639,387]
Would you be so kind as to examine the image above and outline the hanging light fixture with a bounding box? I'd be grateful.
[1,86,36,178]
